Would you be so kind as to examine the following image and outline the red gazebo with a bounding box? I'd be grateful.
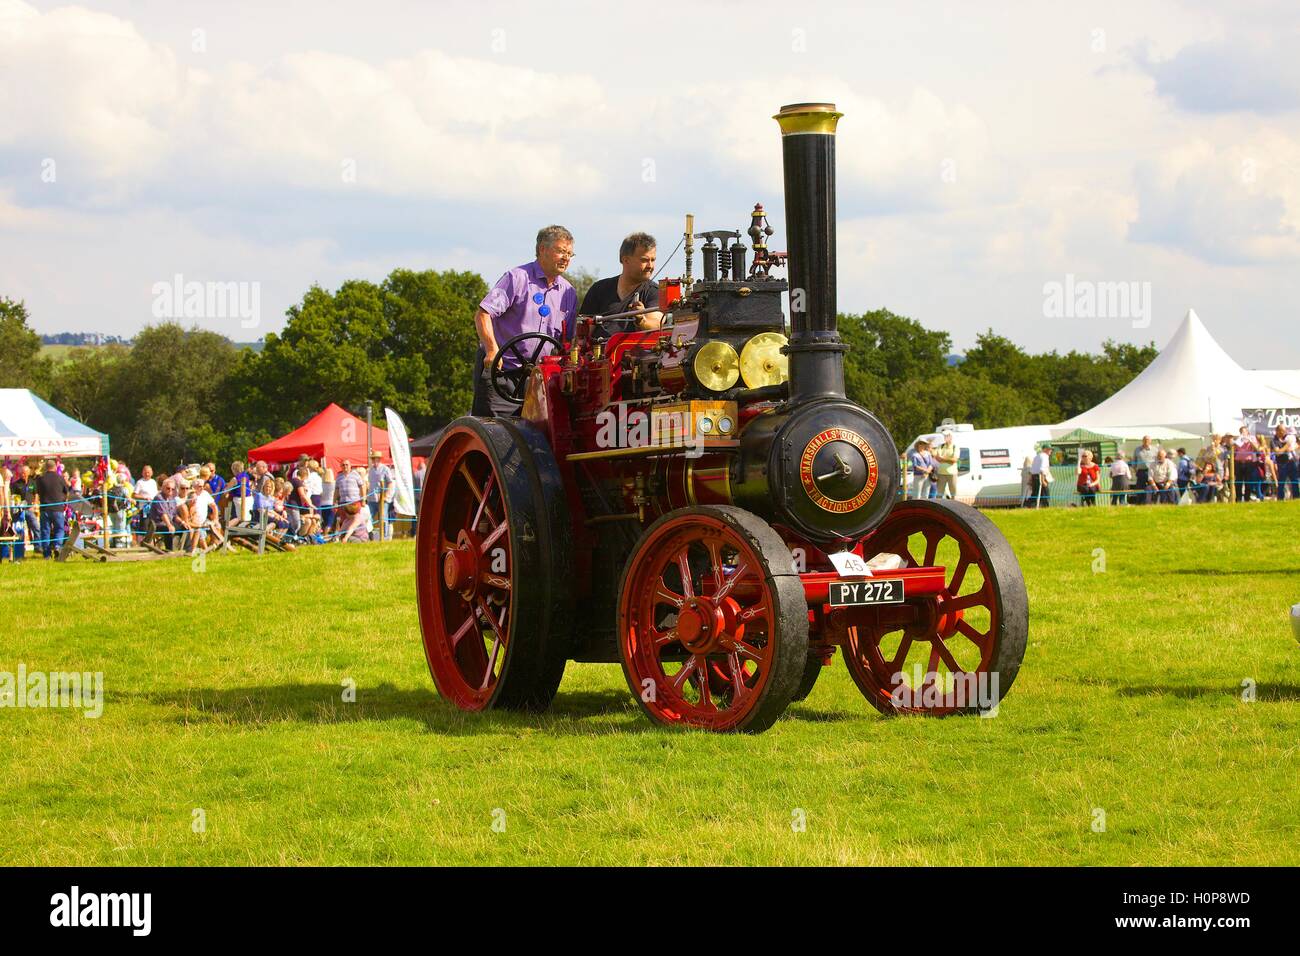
[247,403,392,468]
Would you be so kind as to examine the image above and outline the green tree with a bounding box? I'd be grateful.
[47,344,129,427]
[961,331,1160,424]
[381,268,482,433]
[228,269,485,441]
[107,324,240,469]
[1101,339,1159,374]
[564,266,598,306]
[840,309,952,390]
[837,309,953,435]
[0,297,52,395]
[959,331,1061,422]
[185,421,273,470]
[875,369,1036,450]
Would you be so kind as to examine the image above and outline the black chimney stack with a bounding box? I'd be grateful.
[774,102,846,403]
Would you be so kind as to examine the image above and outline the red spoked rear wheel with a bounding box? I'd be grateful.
[845,499,1027,716]
[415,417,570,712]
[617,506,808,733]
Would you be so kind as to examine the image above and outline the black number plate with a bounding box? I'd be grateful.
[828,579,905,606]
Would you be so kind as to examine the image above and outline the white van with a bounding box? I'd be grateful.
[905,423,1058,507]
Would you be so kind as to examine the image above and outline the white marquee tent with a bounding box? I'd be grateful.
[0,388,109,458]
[1057,309,1300,436]
[1254,369,1300,399]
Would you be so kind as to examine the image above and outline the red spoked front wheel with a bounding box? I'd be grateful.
[415,417,571,712]
[845,499,1028,716]
[617,506,808,733]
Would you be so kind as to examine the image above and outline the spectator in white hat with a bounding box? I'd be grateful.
[907,440,934,500]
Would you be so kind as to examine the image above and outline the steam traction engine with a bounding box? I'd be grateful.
[416,103,1028,732]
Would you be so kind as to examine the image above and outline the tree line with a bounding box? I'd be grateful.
[840,308,1157,445]
[0,277,1155,468]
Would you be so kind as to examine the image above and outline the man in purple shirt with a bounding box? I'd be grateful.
[472,224,578,416]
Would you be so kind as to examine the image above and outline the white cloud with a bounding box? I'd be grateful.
[0,0,195,184]
[194,50,609,200]
[2,0,1300,365]
[1130,20,1300,114]
[0,1,608,202]
[700,84,997,213]
[1130,133,1300,263]
[0,197,355,336]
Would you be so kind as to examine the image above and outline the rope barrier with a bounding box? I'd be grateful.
[11,475,1299,510]
[3,469,413,549]
[6,459,1297,560]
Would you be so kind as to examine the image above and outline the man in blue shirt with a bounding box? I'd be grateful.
[205,461,226,497]
[1176,447,1194,498]
[367,451,394,541]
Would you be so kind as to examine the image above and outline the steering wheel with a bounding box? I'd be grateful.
[489,331,562,405]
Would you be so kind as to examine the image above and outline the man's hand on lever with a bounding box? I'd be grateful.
[631,297,664,330]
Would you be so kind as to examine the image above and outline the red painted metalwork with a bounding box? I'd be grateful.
[842,502,1005,716]
[416,426,512,710]
[799,567,945,605]
[617,512,783,731]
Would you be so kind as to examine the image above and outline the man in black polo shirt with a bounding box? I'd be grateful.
[579,232,663,336]
[34,458,70,558]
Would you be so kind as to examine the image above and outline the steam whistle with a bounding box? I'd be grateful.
[684,214,695,293]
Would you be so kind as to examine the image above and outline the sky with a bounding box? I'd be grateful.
[2,0,1299,365]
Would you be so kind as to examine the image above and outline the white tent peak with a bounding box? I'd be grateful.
[1057,309,1300,434]
[1137,308,1242,385]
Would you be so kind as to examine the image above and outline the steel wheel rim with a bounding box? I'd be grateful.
[416,427,513,710]
[619,515,778,730]
[847,506,1000,715]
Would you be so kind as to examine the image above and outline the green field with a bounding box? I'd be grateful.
[3,503,1298,865]
[38,344,98,362]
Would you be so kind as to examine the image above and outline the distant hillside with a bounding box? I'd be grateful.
[40,333,264,355]
[40,343,108,361]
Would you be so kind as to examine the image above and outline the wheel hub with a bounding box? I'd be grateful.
[442,529,484,596]
[676,596,742,654]
[930,592,963,639]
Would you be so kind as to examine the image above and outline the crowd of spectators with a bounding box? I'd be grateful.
[902,425,1300,508]
[0,451,402,562]
[1062,427,1299,506]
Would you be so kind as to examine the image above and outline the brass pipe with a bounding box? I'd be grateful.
[567,445,693,463]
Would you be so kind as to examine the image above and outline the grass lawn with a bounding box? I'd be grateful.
[2,502,1298,865]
